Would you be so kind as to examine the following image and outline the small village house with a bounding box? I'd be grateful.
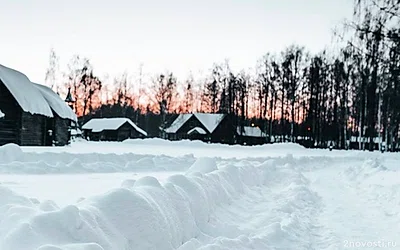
[164,113,236,144]
[82,117,147,141]
[33,83,78,145]
[0,64,77,146]
[236,126,267,145]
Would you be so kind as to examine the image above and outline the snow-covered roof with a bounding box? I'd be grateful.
[82,118,147,136]
[0,109,4,118]
[33,83,77,121]
[164,113,226,134]
[0,64,54,117]
[164,114,193,133]
[187,127,207,135]
[193,113,225,133]
[237,126,266,138]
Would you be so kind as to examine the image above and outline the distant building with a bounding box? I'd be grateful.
[164,113,236,144]
[236,126,267,145]
[82,118,147,141]
[0,64,77,146]
[70,128,83,140]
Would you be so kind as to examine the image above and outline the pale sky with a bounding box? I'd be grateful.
[0,0,353,84]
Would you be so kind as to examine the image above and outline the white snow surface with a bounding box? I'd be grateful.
[82,118,147,136]
[0,109,4,118]
[1,140,400,249]
[186,157,217,175]
[187,127,207,135]
[33,83,77,121]
[237,126,266,137]
[0,64,54,117]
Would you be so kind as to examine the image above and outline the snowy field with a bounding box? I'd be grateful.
[1,139,400,250]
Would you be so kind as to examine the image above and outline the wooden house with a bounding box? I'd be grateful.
[0,64,77,146]
[164,113,236,144]
[33,83,77,146]
[82,118,147,141]
[236,126,267,145]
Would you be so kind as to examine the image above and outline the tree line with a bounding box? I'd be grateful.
[46,0,400,151]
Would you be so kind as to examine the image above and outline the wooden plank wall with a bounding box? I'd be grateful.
[0,81,21,145]
[54,116,70,146]
[20,112,46,146]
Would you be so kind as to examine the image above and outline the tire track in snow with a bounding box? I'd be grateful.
[306,158,400,250]
[179,159,324,250]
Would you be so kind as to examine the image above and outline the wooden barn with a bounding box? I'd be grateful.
[0,64,77,146]
[82,118,147,141]
[236,126,267,145]
[164,113,236,144]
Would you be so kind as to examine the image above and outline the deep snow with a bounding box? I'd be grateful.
[0,140,399,250]
[21,138,397,159]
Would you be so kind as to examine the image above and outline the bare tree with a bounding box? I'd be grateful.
[45,48,59,91]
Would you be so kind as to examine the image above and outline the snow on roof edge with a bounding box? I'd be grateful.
[164,114,193,133]
[193,113,226,133]
[0,64,54,117]
[33,83,77,121]
[187,127,207,135]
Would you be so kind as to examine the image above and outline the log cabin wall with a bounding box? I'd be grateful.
[0,81,21,145]
[20,112,46,146]
[210,115,236,144]
[1,81,73,147]
[54,116,70,146]
[117,122,144,141]
[84,122,146,142]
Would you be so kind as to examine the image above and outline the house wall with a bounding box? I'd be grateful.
[20,112,46,146]
[211,116,236,144]
[237,136,266,145]
[0,81,21,145]
[117,122,139,141]
[1,81,72,147]
[54,116,71,146]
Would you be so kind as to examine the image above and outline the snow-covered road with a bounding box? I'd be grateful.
[0,140,399,249]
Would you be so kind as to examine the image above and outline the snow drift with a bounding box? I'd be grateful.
[0,156,318,250]
[0,143,195,174]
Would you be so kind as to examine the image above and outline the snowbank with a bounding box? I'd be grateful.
[0,150,194,174]
[344,158,388,181]
[0,144,24,164]
[22,138,395,160]
[186,157,217,175]
[0,156,317,250]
